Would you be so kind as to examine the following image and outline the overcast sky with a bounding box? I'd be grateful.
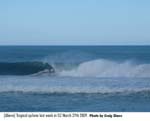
[0,0,150,45]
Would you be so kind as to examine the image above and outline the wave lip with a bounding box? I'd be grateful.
[59,59,150,78]
[0,61,55,75]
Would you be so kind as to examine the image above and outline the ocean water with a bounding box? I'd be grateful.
[0,46,150,112]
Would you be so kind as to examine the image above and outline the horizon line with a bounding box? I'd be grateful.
[0,44,150,46]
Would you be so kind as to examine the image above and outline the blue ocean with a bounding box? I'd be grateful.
[0,46,150,112]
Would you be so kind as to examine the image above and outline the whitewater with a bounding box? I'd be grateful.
[59,59,150,78]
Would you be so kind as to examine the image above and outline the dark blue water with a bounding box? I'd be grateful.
[0,46,150,63]
[0,46,150,112]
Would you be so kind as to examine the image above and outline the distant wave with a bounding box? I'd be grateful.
[0,61,54,75]
[59,59,150,77]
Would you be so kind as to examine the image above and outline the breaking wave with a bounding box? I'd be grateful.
[0,58,150,94]
[0,59,150,77]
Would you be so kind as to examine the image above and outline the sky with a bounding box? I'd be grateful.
[0,0,150,45]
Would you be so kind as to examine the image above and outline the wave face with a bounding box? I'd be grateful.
[59,59,150,78]
[0,62,54,75]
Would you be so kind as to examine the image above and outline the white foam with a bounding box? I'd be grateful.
[0,76,150,93]
[59,59,150,77]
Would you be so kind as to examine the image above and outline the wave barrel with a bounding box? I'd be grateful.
[0,62,55,75]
